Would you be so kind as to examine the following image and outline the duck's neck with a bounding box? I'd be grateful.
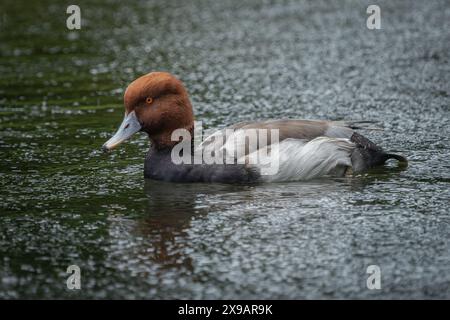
[149,124,194,150]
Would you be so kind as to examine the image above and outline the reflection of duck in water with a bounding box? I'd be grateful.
[103,72,407,183]
[133,181,241,268]
[107,174,398,282]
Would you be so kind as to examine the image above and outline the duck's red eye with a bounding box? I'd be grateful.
[146,97,153,104]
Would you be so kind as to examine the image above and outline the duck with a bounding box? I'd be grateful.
[102,71,407,183]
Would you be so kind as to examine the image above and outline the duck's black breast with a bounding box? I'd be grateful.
[143,146,261,183]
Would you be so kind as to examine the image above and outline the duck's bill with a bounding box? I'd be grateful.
[102,111,141,151]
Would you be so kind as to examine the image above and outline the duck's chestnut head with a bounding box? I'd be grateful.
[102,72,194,151]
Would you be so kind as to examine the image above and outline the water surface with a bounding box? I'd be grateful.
[0,0,449,298]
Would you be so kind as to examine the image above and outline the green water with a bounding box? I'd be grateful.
[0,0,449,298]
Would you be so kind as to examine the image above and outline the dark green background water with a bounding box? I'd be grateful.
[0,0,449,298]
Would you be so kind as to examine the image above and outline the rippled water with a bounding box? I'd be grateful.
[0,0,449,298]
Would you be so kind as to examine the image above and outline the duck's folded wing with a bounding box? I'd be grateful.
[229,119,354,140]
[199,119,355,157]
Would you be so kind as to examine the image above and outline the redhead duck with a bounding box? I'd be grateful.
[102,72,407,183]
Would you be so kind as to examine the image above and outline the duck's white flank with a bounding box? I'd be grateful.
[246,137,355,182]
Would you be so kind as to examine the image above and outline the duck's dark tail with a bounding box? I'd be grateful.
[386,153,408,164]
[385,153,408,168]
[350,132,408,172]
